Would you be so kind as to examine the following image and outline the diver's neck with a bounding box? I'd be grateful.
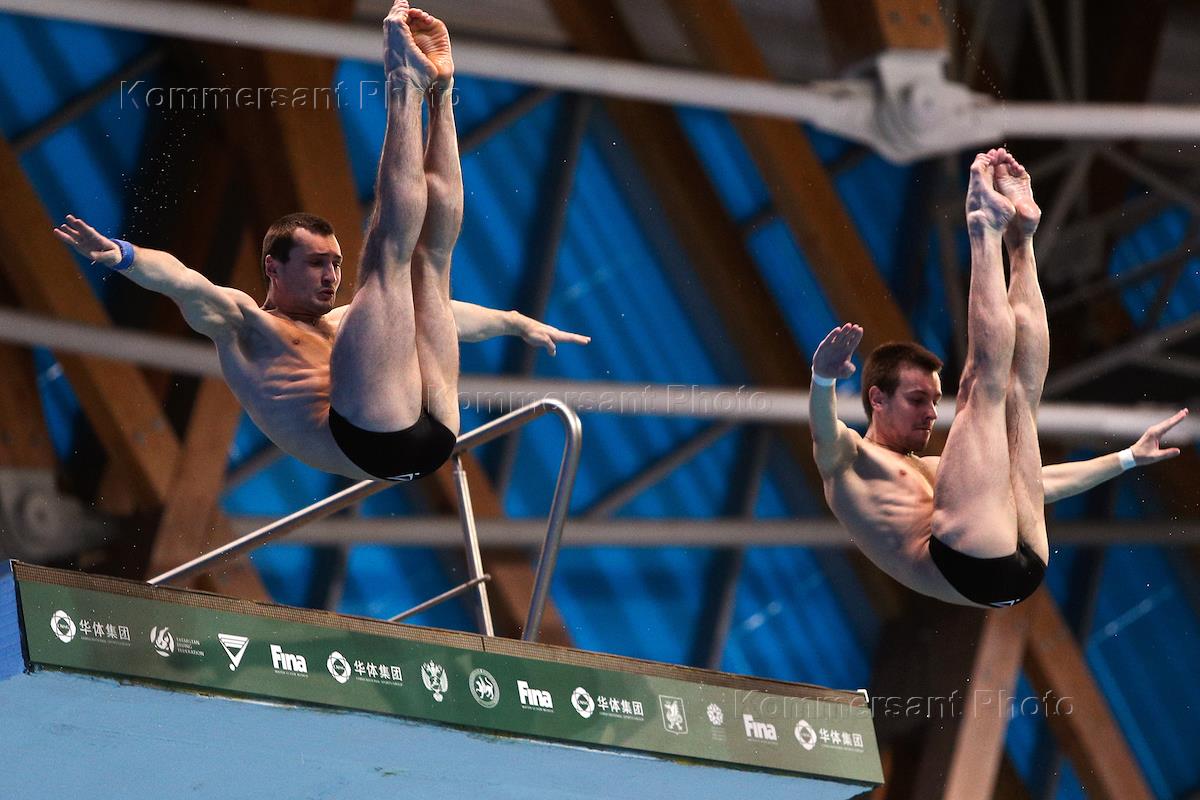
[864,426,912,456]
[263,301,323,327]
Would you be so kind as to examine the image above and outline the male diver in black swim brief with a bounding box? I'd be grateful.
[54,3,589,485]
[806,149,1190,608]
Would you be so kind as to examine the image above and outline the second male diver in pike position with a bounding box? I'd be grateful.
[54,3,588,483]
[810,148,1189,608]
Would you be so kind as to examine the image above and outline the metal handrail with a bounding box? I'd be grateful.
[388,574,491,623]
[148,398,583,644]
[521,399,582,641]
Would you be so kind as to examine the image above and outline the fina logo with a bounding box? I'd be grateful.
[743,714,778,742]
[271,644,308,675]
[517,680,554,711]
[150,627,175,658]
[50,610,77,644]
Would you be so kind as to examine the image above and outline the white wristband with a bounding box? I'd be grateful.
[1118,448,1137,471]
[811,372,836,388]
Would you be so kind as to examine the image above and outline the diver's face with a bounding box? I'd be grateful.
[266,228,342,315]
[871,366,941,452]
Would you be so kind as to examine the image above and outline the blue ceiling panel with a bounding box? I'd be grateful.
[551,546,721,666]
[747,219,842,364]
[755,470,798,518]
[832,155,914,286]
[249,543,319,608]
[1110,205,1199,328]
[335,59,390,200]
[908,233,954,362]
[337,545,476,632]
[674,107,771,221]
[0,15,146,137]
[502,118,736,518]
[1084,545,1200,798]
[721,547,871,690]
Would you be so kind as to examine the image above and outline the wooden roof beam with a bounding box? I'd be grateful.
[1023,590,1153,800]
[665,0,914,354]
[0,135,181,510]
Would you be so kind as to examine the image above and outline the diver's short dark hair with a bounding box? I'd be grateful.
[262,213,335,272]
[861,342,943,422]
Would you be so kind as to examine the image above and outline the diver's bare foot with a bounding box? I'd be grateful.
[408,9,454,88]
[384,0,436,90]
[965,151,1015,234]
[992,148,1040,240]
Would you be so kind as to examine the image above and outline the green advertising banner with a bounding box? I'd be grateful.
[11,564,882,786]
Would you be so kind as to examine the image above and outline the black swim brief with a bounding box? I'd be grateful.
[929,535,1046,608]
[328,406,457,482]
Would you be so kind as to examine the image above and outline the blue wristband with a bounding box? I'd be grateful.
[111,238,136,271]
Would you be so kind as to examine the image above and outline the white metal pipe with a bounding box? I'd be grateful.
[1,309,1194,442]
[0,307,221,377]
[0,0,844,123]
[244,515,1200,548]
[4,0,1200,141]
[451,455,495,636]
[990,103,1200,141]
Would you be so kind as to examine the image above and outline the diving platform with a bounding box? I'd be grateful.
[2,561,882,798]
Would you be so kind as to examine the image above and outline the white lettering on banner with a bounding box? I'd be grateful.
[742,714,778,742]
[517,680,554,710]
[270,644,308,675]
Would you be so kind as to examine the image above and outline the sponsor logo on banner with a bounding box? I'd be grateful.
[327,651,351,684]
[659,695,688,735]
[59,613,132,648]
[794,720,817,751]
[571,687,595,719]
[218,634,249,671]
[743,714,778,743]
[595,694,645,721]
[51,610,76,643]
[350,658,403,686]
[517,680,554,712]
[422,661,448,702]
[816,726,866,753]
[148,627,207,659]
[469,668,500,708]
[150,627,175,657]
[706,703,726,741]
[271,644,308,676]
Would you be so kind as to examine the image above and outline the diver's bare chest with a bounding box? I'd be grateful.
[246,314,337,362]
[852,446,936,497]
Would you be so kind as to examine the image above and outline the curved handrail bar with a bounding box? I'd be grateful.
[523,398,582,641]
[452,397,567,452]
[389,574,492,623]
[147,479,387,586]
[149,398,583,616]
